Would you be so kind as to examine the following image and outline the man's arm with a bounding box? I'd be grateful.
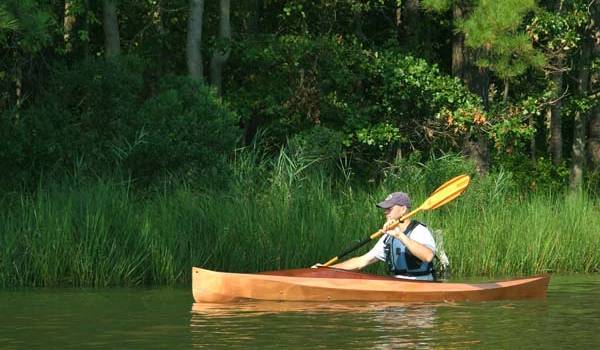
[331,254,379,271]
[400,237,434,262]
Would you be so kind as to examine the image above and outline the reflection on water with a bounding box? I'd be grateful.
[189,299,549,349]
[1,275,599,349]
[190,301,455,349]
[190,301,440,349]
[191,300,437,317]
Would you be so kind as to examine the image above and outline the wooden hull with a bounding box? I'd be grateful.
[192,267,550,303]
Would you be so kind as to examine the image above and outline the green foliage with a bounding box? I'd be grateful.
[288,126,345,162]
[0,0,593,196]
[0,57,239,186]
[492,154,570,192]
[1,57,145,182]
[354,122,402,150]
[382,151,477,195]
[229,36,482,174]
[375,52,484,146]
[485,95,541,151]
[461,0,545,79]
[421,0,453,12]
[0,0,54,52]
[128,76,240,181]
[0,5,18,31]
[527,1,590,54]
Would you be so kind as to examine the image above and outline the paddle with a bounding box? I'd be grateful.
[319,174,471,267]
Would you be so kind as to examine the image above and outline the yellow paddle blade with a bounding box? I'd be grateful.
[419,174,470,210]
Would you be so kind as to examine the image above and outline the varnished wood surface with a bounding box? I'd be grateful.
[192,267,550,303]
[259,267,405,280]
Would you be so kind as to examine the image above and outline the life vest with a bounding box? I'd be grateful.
[384,220,434,277]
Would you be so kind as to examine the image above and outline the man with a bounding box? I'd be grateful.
[328,192,436,280]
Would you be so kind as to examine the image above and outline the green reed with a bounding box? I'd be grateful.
[1,157,598,287]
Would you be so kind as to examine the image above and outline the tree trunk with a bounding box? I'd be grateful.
[463,132,490,174]
[549,56,564,166]
[209,0,231,95]
[102,0,121,58]
[532,108,549,160]
[451,1,465,79]
[152,0,166,35]
[398,0,420,46]
[353,10,368,43]
[395,4,402,42]
[63,0,76,53]
[452,1,490,174]
[530,113,537,160]
[569,25,593,190]
[243,0,263,145]
[465,61,491,174]
[249,0,263,34]
[586,8,600,170]
[83,0,91,59]
[15,59,22,122]
[503,79,509,103]
[186,0,205,82]
[589,106,600,169]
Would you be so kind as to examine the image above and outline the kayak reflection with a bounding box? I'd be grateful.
[191,300,440,317]
[190,301,441,349]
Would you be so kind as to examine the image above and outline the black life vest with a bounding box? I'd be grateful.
[384,220,434,277]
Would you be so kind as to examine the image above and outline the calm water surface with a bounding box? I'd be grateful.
[1,275,599,349]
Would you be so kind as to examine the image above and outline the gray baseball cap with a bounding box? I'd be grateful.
[376,192,411,209]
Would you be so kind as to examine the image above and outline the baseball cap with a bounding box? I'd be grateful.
[376,192,411,209]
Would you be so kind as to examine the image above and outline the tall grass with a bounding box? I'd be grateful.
[1,152,599,287]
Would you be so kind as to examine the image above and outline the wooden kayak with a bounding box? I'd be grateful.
[192,267,550,303]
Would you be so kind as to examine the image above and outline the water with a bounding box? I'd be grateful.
[1,275,599,349]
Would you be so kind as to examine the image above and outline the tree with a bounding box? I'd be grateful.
[209,0,231,95]
[103,0,121,57]
[425,0,543,173]
[527,0,597,178]
[186,0,205,82]
[585,3,600,170]
[63,0,76,53]
[0,0,52,116]
[461,0,544,101]
[569,1,597,190]
[528,1,583,166]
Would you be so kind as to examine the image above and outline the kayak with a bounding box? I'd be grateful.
[192,267,550,303]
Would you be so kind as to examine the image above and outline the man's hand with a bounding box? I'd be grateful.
[382,219,398,231]
[384,220,410,240]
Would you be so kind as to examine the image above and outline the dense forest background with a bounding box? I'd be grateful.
[1,1,599,286]
[1,0,598,191]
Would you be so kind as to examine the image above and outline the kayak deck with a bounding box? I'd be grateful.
[192,267,550,303]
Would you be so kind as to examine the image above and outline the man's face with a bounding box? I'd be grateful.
[384,205,407,221]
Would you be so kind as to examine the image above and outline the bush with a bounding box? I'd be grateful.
[126,76,240,182]
[1,57,145,184]
[286,126,345,170]
[492,153,569,193]
[0,57,239,187]
[227,36,483,178]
